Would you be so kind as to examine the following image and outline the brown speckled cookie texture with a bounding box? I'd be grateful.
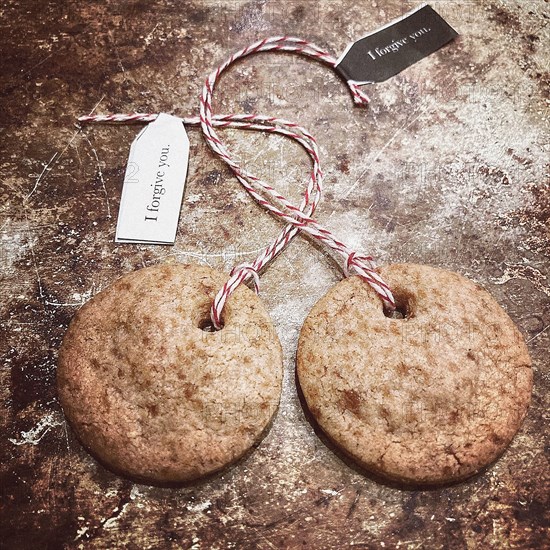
[297,263,532,485]
[58,263,283,484]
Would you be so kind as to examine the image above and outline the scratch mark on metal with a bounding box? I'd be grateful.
[83,134,112,219]
[26,129,82,201]
[340,107,427,200]
[21,52,53,77]
[527,324,549,343]
[23,209,44,300]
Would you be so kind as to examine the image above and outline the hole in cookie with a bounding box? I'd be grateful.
[384,306,406,319]
[198,317,223,332]
[383,296,411,320]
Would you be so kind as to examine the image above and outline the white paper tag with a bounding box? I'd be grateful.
[115,113,189,245]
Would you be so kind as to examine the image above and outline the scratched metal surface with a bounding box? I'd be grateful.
[1,0,548,548]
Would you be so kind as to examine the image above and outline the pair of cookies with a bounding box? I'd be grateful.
[58,263,532,485]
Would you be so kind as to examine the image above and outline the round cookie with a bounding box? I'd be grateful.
[58,263,283,484]
[297,263,532,485]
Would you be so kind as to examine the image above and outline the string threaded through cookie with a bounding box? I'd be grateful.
[77,36,396,329]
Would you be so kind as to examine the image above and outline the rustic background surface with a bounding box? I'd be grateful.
[1,0,548,548]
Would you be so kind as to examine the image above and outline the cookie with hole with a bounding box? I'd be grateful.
[57,263,283,484]
[296,263,532,485]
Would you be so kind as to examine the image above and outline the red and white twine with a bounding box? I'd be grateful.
[78,36,395,329]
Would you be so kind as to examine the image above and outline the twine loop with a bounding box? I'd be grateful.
[77,36,396,330]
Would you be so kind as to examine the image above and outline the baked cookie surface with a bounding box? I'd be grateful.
[58,263,283,484]
[297,263,532,485]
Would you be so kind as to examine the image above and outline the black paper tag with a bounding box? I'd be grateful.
[335,4,458,84]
